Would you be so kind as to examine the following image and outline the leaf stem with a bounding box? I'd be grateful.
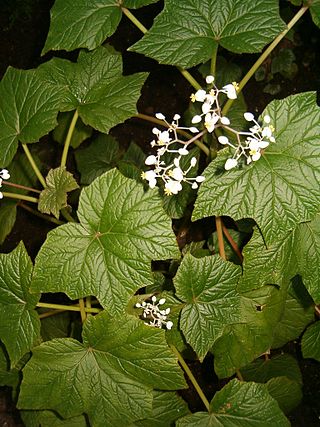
[210,44,218,77]
[22,143,46,188]
[222,224,243,262]
[61,207,77,223]
[170,345,210,411]
[86,296,92,317]
[315,305,320,316]
[61,110,79,168]
[18,202,65,225]
[2,192,38,203]
[79,298,87,323]
[222,4,310,116]
[36,302,101,313]
[215,217,226,260]
[38,309,65,319]
[121,7,201,90]
[2,181,41,194]
[236,369,244,381]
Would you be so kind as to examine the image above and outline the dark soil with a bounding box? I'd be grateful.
[0,1,320,426]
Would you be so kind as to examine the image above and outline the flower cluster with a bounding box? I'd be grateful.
[0,169,10,199]
[136,296,173,330]
[141,114,205,195]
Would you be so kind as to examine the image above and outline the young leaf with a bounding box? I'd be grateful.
[32,169,179,313]
[131,391,190,427]
[42,0,159,54]
[38,167,79,219]
[39,46,148,134]
[302,321,320,362]
[0,242,40,367]
[18,312,186,426]
[176,379,289,426]
[75,134,121,185]
[130,0,285,68]
[0,65,66,166]
[193,92,320,245]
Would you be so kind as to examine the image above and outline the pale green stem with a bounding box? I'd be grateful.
[18,202,65,226]
[2,192,38,203]
[37,302,101,313]
[170,345,210,412]
[222,4,310,116]
[210,44,218,77]
[61,207,77,223]
[215,217,226,260]
[38,309,65,319]
[86,296,92,317]
[3,181,41,194]
[61,110,79,168]
[22,143,46,188]
[121,7,201,90]
[236,369,244,382]
[79,298,87,323]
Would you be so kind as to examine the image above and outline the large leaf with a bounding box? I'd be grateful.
[43,0,159,53]
[176,379,289,426]
[130,0,285,68]
[302,321,320,362]
[193,92,320,245]
[0,344,20,389]
[0,243,40,367]
[21,410,87,427]
[32,169,179,313]
[39,46,148,134]
[38,167,79,219]
[241,215,320,303]
[0,65,66,166]
[266,377,302,414]
[18,312,186,427]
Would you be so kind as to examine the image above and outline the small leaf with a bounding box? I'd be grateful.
[43,0,159,54]
[131,391,190,427]
[40,46,148,134]
[193,92,320,245]
[53,112,92,149]
[176,379,289,426]
[130,0,285,68]
[302,321,320,362]
[18,312,186,426]
[32,169,179,313]
[38,167,79,219]
[0,65,66,166]
[0,242,40,367]
[75,134,120,185]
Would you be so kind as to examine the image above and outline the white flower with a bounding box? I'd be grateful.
[204,113,219,133]
[263,115,271,124]
[202,101,211,114]
[220,116,230,125]
[166,321,173,330]
[178,148,189,155]
[165,180,182,195]
[0,169,10,180]
[206,75,215,84]
[194,89,207,102]
[173,114,181,120]
[142,170,157,188]
[171,167,184,181]
[244,112,254,121]
[192,182,198,189]
[145,155,157,165]
[155,113,165,120]
[262,126,272,138]
[136,296,173,329]
[222,83,238,99]
[195,176,205,182]
[218,136,229,145]
[189,127,199,133]
[0,192,3,199]
[158,131,171,144]
[190,157,197,167]
[192,115,202,124]
[225,158,238,170]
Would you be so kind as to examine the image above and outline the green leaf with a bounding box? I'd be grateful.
[53,112,92,149]
[310,0,320,28]
[43,0,159,54]
[0,344,20,389]
[0,65,66,166]
[18,312,186,426]
[0,242,40,367]
[40,312,71,342]
[130,0,285,68]
[302,321,320,362]
[0,200,16,244]
[193,92,320,245]
[173,253,242,359]
[21,410,87,427]
[131,391,190,427]
[75,134,120,185]
[32,169,179,313]
[266,377,302,414]
[40,46,148,134]
[177,379,289,426]
[38,167,79,219]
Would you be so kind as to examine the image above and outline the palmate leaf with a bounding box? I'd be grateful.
[39,46,148,134]
[18,312,186,427]
[193,92,320,245]
[130,0,285,68]
[32,169,179,313]
[21,410,87,427]
[176,379,289,426]
[0,243,40,367]
[42,0,160,54]
[0,65,66,167]
[38,167,79,219]
[241,215,320,304]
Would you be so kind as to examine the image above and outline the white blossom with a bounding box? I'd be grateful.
[136,296,173,329]
[225,158,238,170]
[0,169,10,200]
[222,83,238,99]
[206,75,215,84]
